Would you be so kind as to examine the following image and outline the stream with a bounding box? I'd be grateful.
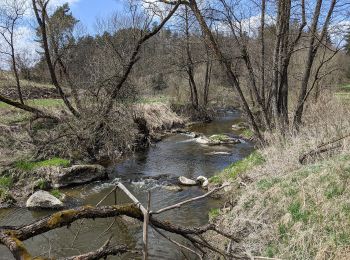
[0,110,254,260]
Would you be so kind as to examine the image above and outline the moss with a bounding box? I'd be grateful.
[11,236,34,260]
[15,157,70,171]
[47,209,77,228]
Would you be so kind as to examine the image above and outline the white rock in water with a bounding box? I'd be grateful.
[195,136,210,144]
[196,176,209,188]
[26,190,63,209]
[178,176,197,186]
[163,185,183,192]
[206,151,232,155]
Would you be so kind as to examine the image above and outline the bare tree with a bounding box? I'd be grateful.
[32,0,80,117]
[0,0,26,104]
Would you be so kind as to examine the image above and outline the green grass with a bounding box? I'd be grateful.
[338,83,350,91]
[136,96,169,104]
[209,208,220,220]
[225,151,265,178]
[241,129,254,139]
[36,178,49,190]
[15,157,70,171]
[0,176,13,189]
[209,151,265,184]
[257,177,280,191]
[288,201,310,223]
[50,189,62,199]
[0,99,63,110]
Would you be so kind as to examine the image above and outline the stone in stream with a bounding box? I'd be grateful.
[178,176,197,186]
[196,176,209,188]
[206,151,232,155]
[26,190,64,209]
[208,134,241,145]
[49,165,107,188]
[163,185,183,192]
[195,136,211,144]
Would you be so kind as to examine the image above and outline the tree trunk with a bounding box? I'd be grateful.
[188,0,264,143]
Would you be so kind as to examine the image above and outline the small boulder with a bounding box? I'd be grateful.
[196,176,209,188]
[178,176,197,186]
[163,185,183,192]
[208,134,241,145]
[195,136,211,144]
[26,190,63,209]
[50,165,107,188]
[206,151,232,156]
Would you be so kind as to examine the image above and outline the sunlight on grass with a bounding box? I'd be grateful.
[15,157,70,171]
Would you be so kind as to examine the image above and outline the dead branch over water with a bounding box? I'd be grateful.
[0,183,236,259]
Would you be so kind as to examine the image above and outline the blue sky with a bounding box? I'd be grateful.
[70,0,124,33]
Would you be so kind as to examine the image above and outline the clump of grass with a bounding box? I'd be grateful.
[209,208,220,220]
[209,175,222,184]
[0,176,13,189]
[15,157,70,171]
[0,176,15,204]
[35,178,49,190]
[241,129,254,139]
[50,189,62,199]
[257,177,280,191]
[225,151,265,179]
[209,151,265,184]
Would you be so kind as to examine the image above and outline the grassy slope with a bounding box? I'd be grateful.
[208,91,350,259]
[210,151,350,259]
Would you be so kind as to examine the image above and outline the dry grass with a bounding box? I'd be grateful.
[210,95,350,259]
[134,103,185,132]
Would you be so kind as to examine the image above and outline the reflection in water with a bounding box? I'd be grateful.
[0,111,254,260]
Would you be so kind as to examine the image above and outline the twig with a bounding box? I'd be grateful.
[72,186,118,246]
[152,184,229,215]
[116,182,148,215]
[151,224,203,260]
[143,191,151,260]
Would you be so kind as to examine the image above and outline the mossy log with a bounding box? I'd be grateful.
[0,203,237,259]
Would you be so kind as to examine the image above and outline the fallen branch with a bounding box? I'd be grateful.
[63,237,133,260]
[299,133,350,164]
[0,203,237,259]
[151,224,203,260]
[151,184,229,215]
[0,93,58,120]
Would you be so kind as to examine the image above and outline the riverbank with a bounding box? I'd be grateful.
[0,101,188,207]
[206,96,350,259]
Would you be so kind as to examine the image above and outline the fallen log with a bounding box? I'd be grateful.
[299,133,350,164]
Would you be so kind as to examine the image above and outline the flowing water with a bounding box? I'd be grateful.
[0,110,254,260]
